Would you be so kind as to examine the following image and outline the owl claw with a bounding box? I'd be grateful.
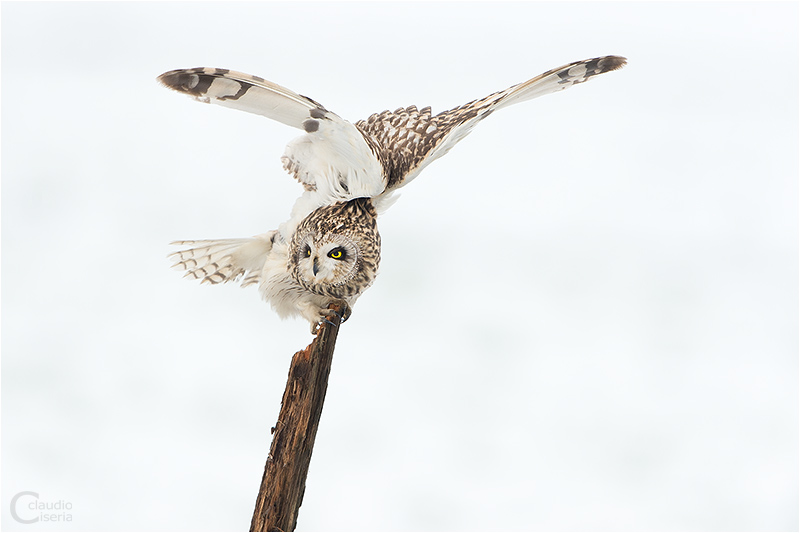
[338,303,352,323]
[320,303,351,323]
[312,304,352,334]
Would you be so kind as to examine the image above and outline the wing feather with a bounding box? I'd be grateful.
[157,67,386,206]
[169,233,276,286]
[158,57,625,206]
[157,67,326,129]
[356,55,627,191]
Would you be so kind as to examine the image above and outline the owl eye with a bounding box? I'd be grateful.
[328,247,346,260]
[304,245,311,257]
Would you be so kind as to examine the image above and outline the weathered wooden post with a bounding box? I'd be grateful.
[250,305,343,531]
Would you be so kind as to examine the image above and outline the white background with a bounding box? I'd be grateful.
[2,2,797,531]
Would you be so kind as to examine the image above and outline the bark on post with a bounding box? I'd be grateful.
[250,305,343,532]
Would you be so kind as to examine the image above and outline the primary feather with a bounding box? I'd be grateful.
[169,233,276,287]
[157,67,325,129]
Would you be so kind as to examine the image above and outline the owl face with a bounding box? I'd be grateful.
[289,198,381,300]
[295,233,361,294]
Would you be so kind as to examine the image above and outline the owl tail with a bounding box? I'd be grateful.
[168,232,276,287]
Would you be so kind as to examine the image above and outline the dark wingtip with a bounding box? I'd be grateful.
[599,56,627,72]
[156,69,197,93]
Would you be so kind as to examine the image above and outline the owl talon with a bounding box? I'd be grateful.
[311,317,339,335]
[320,303,351,324]
[337,303,352,323]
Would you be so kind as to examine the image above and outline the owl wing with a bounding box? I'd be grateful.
[157,68,386,199]
[169,233,276,287]
[355,55,626,192]
[157,67,329,128]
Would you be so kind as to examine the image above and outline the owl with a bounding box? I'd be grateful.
[160,55,625,331]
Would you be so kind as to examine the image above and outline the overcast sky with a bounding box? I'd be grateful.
[2,2,797,531]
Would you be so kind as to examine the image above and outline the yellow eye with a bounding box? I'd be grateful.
[328,248,345,260]
[305,247,311,257]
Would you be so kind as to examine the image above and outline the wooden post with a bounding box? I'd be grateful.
[250,305,343,532]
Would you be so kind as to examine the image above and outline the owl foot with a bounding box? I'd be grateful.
[311,303,352,334]
[311,317,340,334]
[327,302,352,323]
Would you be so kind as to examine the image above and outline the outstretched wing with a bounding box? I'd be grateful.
[157,68,386,201]
[356,55,627,192]
[157,67,327,129]
[169,233,276,287]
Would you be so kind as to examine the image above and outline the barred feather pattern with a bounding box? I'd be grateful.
[169,233,276,287]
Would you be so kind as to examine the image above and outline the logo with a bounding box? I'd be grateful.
[10,492,73,524]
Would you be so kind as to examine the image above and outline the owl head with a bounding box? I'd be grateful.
[289,198,381,300]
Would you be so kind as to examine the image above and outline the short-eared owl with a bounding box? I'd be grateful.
[160,55,626,331]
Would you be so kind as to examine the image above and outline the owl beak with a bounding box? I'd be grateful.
[312,257,320,276]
